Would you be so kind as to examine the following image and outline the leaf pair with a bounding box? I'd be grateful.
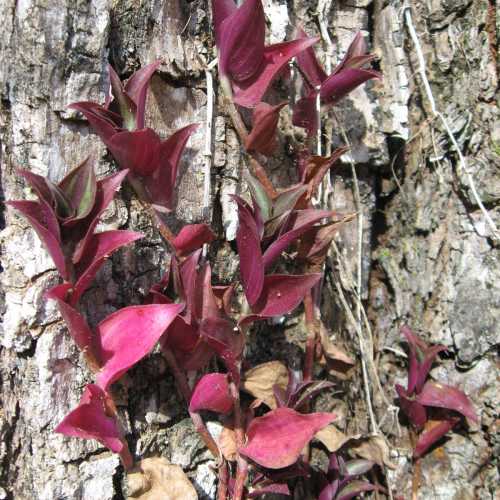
[396,326,478,457]
[212,0,318,107]
[70,63,198,211]
[53,302,183,456]
[8,162,139,298]
[292,30,381,134]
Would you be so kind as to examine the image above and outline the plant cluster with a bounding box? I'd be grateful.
[8,0,478,498]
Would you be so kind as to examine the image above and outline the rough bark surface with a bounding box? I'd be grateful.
[0,0,498,499]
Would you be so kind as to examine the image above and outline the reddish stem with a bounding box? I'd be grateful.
[162,347,220,458]
[217,460,229,500]
[229,379,248,500]
[410,429,421,500]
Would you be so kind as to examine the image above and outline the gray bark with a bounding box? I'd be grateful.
[0,0,498,499]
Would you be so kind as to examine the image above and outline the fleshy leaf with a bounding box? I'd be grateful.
[248,483,291,498]
[124,60,162,129]
[250,273,322,318]
[189,373,233,414]
[272,185,308,219]
[262,209,331,270]
[239,407,335,468]
[7,200,68,280]
[218,0,265,82]
[55,384,123,453]
[337,480,379,500]
[295,28,328,88]
[233,37,320,107]
[59,156,97,222]
[292,93,318,134]
[413,418,459,458]
[143,124,198,211]
[233,195,264,306]
[46,284,101,369]
[72,230,143,305]
[245,102,287,156]
[395,384,427,429]
[69,101,122,145]
[96,303,184,389]
[162,315,199,353]
[72,169,129,263]
[108,65,136,130]
[212,0,237,46]
[18,168,57,208]
[245,172,272,222]
[172,224,216,256]
[416,381,478,422]
[108,128,161,176]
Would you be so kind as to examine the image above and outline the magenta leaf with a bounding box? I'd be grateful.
[162,315,199,353]
[69,101,122,145]
[416,381,478,423]
[17,168,61,209]
[194,262,222,322]
[142,124,199,211]
[108,128,161,176]
[395,384,427,429]
[72,169,129,263]
[245,102,287,156]
[240,407,335,468]
[172,224,215,256]
[55,384,124,453]
[7,199,68,280]
[108,65,136,130]
[262,209,331,270]
[319,67,381,105]
[189,373,234,414]
[413,418,459,458]
[71,230,143,305]
[292,93,318,134]
[233,37,319,107]
[212,0,237,46]
[218,0,266,82]
[233,195,264,306]
[295,28,327,88]
[179,249,202,322]
[96,303,184,389]
[250,273,322,317]
[124,60,162,129]
[46,284,100,369]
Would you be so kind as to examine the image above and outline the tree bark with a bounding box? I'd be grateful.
[0,0,497,499]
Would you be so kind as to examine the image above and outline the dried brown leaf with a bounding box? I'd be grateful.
[350,435,397,470]
[218,426,238,462]
[127,457,198,499]
[314,424,353,452]
[242,361,289,409]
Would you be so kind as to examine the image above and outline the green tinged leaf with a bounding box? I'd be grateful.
[245,172,271,220]
[272,185,307,219]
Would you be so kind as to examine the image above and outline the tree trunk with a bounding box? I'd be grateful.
[0,0,497,499]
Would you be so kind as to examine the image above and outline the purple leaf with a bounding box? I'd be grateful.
[72,169,129,263]
[295,27,328,88]
[179,249,202,322]
[46,284,101,370]
[250,273,322,318]
[212,0,237,46]
[142,124,199,211]
[172,223,216,256]
[7,200,68,280]
[395,384,427,429]
[55,384,124,453]
[233,37,319,107]
[239,407,335,469]
[292,93,319,134]
[413,418,459,458]
[124,60,162,129]
[232,195,264,306]
[416,381,478,423]
[218,0,266,82]
[248,483,291,497]
[96,303,184,389]
[17,168,58,208]
[189,373,233,414]
[69,102,122,145]
[108,128,162,176]
[318,482,338,500]
[161,315,199,353]
[245,102,287,156]
[262,209,331,270]
[71,230,143,305]
[108,64,136,130]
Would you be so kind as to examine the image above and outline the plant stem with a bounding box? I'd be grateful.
[229,379,248,500]
[410,429,421,500]
[303,290,318,382]
[162,347,220,458]
[220,83,277,198]
[217,460,229,500]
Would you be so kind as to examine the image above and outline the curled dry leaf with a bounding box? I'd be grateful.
[218,425,238,462]
[319,323,355,380]
[242,360,289,409]
[314,425,353,453]
[350,435,397,470]
[127,457,197,500]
